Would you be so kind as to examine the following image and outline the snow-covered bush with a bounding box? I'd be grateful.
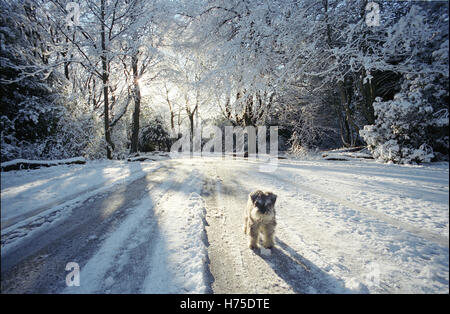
[49,98,106,160]
[360,74,449,164]
[139,115,171,152]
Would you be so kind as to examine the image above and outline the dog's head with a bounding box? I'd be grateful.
[249,190,277,215]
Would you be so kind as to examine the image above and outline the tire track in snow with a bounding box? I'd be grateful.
[1,163,165,231]
[298,184,448,248]
[63,163,206,294]
[63,170,179,294]
[1,164,177,293]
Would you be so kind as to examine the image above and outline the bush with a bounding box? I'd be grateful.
[139,116,171,152]
[360,74,449,164]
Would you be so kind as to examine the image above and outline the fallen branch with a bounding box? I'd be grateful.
[1,157,86,172]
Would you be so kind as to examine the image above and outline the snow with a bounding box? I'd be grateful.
[242,158,449,293]
[1,159,161,226]
[260,247,272,256]
[142,186,209,293]
[1,157,86,168]
[62,164,208,294]
[127,152,171,162]
[1,157,448,293]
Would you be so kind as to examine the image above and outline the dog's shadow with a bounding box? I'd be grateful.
[255,237,350,293]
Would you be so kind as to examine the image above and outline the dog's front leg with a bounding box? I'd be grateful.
[248,223,259,249]
[243,215,248,234]
[261,223,275,249]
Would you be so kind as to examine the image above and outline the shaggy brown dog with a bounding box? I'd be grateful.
[244,190,277,249]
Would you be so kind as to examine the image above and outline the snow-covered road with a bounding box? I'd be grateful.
[1,157,448,293]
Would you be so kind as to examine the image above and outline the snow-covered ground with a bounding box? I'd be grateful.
[238,158,448,293]
[1,160,163,229]
[63,166,209,294]
[1,157,448,293]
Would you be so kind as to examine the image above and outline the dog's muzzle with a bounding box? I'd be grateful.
[251,206,273,222]
[257,207,267,214]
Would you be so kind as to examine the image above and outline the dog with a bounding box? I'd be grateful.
[244,190,277,249]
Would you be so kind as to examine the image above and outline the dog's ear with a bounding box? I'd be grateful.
[249,190,262,204]
[268,192,277,204]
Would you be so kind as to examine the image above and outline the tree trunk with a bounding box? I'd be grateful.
[339,112,351,147]
[163,83,175,134]
[130,53,141,154]
[101,0,113,159]
[359,70,376,125]
[188,112,194,144]
[338,80,359,147]
[186,104,198,153]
